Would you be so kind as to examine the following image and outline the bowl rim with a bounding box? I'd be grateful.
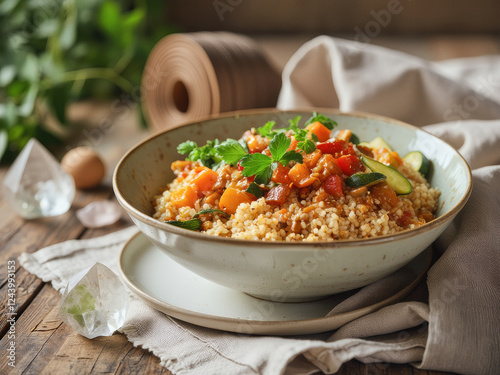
[113,107,473,248]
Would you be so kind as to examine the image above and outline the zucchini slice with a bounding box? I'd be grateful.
[358,136,393,151]
[345,172,386,188]
[403,151,430,179]
[361,156,413,195]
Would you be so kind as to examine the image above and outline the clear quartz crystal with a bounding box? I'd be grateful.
[76,200,122,228]
[59,263,130,339]
[2,138,75,219]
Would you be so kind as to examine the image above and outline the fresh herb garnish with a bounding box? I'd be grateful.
[287,116,317,154]
[166,218,202,231]
[194,208,229,218]
[350,133,360,145]
[214,139,247,165]
[240,133,302,185]
[245,182,264,198]
[305,112,338,130]
[177,139,223,168]
[256,121,278,138]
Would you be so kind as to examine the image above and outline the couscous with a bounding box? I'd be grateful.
[153,113,440,242]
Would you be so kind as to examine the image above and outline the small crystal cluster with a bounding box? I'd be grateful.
[3,139,75,219]
[59,263,129,339]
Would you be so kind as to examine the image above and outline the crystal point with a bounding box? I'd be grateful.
[59,263,129,339]
[3,138,75,219]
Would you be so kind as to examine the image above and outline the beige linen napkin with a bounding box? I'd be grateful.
[20,37,500,375]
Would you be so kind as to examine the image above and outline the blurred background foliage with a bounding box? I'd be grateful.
[0,0,176,162]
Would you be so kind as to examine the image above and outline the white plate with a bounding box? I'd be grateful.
[119,233,431,335]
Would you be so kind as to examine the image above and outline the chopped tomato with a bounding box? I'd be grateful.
[322,174,344,198]
[265,184,292,206]
[336,155,361,176]
[272,163,291,185]
[316,139,344,155]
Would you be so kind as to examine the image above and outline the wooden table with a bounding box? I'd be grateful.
[2,33,497,374]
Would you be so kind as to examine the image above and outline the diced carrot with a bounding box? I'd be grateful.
[303,149,323,169]
[306,121,331,142]
[265,184,292,206]
[219,188,255,214]
[189,166,218,192]
[288,163,316,188]
[336,129,352,142]
[170,185,198,209]
[271,164,291,185]
[287,138,298,152]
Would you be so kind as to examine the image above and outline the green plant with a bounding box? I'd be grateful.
[0,0,176,162]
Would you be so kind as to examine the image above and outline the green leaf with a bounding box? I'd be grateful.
[240,153,272,177]
[19,54,39,82]
[194,208,229,218]
[0,129,8,162]
[256,120,276,138]
[215,141,246,165]
[245,182,263,198]
[46,83,69,124]
[254,164,274,185]
[0,101,18,128]
[305,112,338,130]
[123,8,145,29]
[98,0,121,39]
[166,218,202,231]
[280,150,303,166]
[297,139,316,154]
[269,132,290,162]
[350,133,360,145]
[17,84,38,117]
[59,10,77,50]
[177,140,197,155]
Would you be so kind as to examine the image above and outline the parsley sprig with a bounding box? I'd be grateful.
[240,133,302,185]
[305,112,338,130]
[177,139,222,168]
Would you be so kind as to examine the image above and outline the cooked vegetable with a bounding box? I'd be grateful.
[370,182,399,211]
[194,208,229,218]
[306,121,331,142]
[337,155,361,176]
[288,163,315,188]
[359,136,393,151]
[271,163,292,185]
[219,188,255,214]
[265,184,292,206]
[403,151,431,178]
[361,156,412,195]
[170,185,199,208]
[316,139,344,155]
[336,129,352,142]
[190,166,218,192]
[345,172,386,188]
[166,218,202,231]
[322,174,344,198]
[246,182,264,198]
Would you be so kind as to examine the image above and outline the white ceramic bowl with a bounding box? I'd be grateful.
[113,109,472,302]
